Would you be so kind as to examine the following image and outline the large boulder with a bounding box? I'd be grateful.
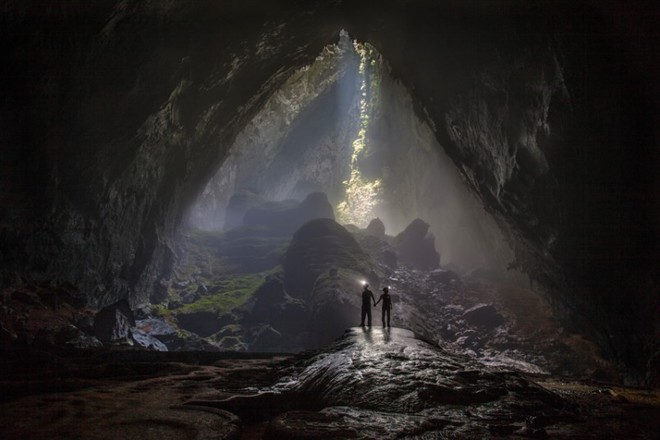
[393,219,440,270]
[93,299,135,344]
[243,192,335,235]
[306,269,365,348]
[462,303,504,329]
[130,328,168,351]
[135,317,177,338]
[283,218,370,298]
[365,218,386,237]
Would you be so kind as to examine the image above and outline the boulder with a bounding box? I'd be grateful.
[462,304,504,329]
[283,218,370,298]
[243,192,335,235]
[307,274,362,348]
[365,217,386,236]
[135,317,177,337]
[131,328,168,351]
[132,318,179,351]
[93,299,136,343]
[393,218,440,270]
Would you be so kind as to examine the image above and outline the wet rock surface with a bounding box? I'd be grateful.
[1,328,658,439]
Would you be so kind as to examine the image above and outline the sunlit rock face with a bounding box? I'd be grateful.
[0,1,656,382]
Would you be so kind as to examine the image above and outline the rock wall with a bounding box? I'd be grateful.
[0,1,343,307]
[342,1,657,382]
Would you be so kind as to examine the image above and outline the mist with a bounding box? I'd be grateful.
[186,31,516,278]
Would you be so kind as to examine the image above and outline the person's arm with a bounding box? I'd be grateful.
[375,295,381,306]
[372,293,377,306]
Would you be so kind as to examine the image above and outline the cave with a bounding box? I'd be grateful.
[0,1,657,438]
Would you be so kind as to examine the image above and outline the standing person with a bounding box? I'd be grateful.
[375,286,393,327]
[360,283,376,327]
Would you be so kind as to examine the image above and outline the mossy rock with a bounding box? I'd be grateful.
[283,219,371,298]
[217,335,248,351]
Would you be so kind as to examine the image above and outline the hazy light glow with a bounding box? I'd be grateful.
[336,41,381,228]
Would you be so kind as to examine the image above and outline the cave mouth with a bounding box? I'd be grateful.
[145,31,597,377]
[185,30,514,271]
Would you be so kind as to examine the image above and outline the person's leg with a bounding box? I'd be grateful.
[386,308,390,327]
[382,307,386,327]
[367,307,372,326]
[361,306,366,326]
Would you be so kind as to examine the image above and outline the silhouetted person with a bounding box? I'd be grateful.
[360,283,376,326]
[375,286,393,327]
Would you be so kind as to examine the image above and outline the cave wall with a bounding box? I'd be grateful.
[0,0,656,381]
[354,51,519,272]
[340,0,657,381]
[0,0,343,306]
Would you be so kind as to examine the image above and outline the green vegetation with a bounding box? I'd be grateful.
[171,228,289,294]
[177,271,268,315]
[168,226,288,317]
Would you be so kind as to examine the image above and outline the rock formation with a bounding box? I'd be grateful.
[393,218,441,270]
[283,218,372,298]
[243,192,335,235]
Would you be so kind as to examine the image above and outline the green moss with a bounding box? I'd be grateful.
[177,271,267,315]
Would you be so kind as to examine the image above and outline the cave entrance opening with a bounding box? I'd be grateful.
[185,30,512,270]
[163,30,528,353]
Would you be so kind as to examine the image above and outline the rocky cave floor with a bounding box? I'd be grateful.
[0,327,658,439]
[1,216,658,438]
